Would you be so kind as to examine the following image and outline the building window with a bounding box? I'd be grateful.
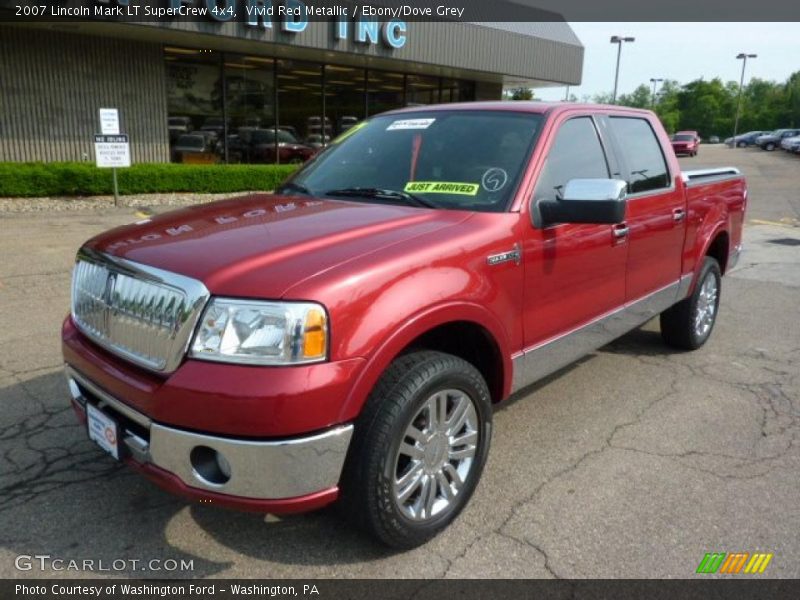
[325,64,366,140]
[164,46,479,164]
[406,73,440,106]
[367,70,406,116]
[165,47,224,164]
[223,56,276,164]
[441,78,476,103]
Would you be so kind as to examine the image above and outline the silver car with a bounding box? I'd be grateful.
[755,129,800,151]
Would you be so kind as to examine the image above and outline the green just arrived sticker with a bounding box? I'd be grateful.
[404,181,479,196]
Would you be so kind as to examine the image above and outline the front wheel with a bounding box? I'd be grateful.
[660,257,722,350]
[765,142,776,151]
[340,351,492,549]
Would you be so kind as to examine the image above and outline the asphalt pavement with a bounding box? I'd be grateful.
[0,145,798,578]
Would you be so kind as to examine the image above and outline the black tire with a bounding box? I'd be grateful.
[660,257,722,350]
[340,350,492,549]
[765,142,776,151]
[737,141,746,148]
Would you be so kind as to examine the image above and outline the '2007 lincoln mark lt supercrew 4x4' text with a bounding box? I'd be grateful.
[63,102,745,548]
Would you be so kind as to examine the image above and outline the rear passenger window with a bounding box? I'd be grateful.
[609,117,670,194]
[533,117,610,203]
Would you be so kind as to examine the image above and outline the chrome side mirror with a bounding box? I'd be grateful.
[537,178,627,226]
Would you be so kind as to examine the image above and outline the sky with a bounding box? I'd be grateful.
[534,22,799,101]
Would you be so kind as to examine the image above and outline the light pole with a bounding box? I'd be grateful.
[649,78,663,107]
[732,53,757,146]
[610,35,635,103]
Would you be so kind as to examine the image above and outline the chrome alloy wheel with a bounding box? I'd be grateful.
[392,389,479,521]
[694,273,719,338]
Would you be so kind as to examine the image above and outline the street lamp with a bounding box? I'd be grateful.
[649,78,664,107]
[610,35,635,103]
[732,53,757,146]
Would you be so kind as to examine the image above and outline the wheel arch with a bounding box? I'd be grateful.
[704,229,730,275]
[338,304,512,424]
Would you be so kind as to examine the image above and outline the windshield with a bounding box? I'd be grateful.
[286,111,543,212]
[673,134,694,141]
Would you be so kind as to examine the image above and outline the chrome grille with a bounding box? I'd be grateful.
[71,249,210,373]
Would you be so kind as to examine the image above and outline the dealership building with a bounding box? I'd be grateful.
[0,15,583,164]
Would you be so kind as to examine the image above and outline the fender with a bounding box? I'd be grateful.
[689,217,730,294]
[336,301,514,424]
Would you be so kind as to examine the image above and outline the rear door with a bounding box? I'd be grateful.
[605,115,685,301]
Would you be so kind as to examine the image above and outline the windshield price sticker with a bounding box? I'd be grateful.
[387,118,436,131]
[405,181,479,196]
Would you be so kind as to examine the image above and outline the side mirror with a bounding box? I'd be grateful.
[538,178,627,226]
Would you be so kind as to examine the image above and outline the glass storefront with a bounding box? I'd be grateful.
[165,46,476,164]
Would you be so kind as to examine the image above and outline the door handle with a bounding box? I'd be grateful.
[673,208,686,222]
[613,224,629,239]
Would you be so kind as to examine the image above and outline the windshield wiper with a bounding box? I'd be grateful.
[324,187,437,209]
[276,181,313,196]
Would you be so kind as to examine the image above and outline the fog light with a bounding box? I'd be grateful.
[189,446,232,486]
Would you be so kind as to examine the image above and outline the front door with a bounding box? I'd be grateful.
[516,114,628,389]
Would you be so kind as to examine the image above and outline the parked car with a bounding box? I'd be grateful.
[265,124,300,140]
[305,133,331,149]
[171,134,216,163]
[788,139,800,154]
[307,115,332,135]
[708,136,720,144]
[167,116,193,144]
[725,131,767,147]
[671,132,699,156]
[338,115,360,133]
[755,129,800,151]
[199,117,229,137]
[250,128,315,164]
[779,135,800,152]
[63,103,745,549]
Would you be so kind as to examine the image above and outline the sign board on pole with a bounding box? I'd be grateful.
[98,108,120,135]
[94,134,131,168]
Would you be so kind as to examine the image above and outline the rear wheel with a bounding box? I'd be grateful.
[340,351,492,549]
[765,142,776,151]
[737,141,746,148]
[660,257,721,350]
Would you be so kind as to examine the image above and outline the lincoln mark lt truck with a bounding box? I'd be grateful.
[64,103,746,548]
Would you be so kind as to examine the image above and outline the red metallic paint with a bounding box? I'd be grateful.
[64,318,366,437]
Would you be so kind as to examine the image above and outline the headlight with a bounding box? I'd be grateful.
[190,298,328,365]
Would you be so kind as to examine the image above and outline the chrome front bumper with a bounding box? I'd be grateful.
[66,366,353,500]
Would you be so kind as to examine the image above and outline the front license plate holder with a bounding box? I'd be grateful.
[87,403,120,460]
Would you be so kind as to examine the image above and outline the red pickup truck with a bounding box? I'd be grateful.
[63,102,746,548]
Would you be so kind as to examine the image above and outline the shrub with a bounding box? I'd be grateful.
[0,162,300,197]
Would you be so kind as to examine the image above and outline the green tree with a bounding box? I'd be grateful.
[617,84,653,109]
[583,72,799,136]
[508,87,534,101]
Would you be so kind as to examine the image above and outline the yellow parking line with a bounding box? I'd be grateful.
[749,219,799,228]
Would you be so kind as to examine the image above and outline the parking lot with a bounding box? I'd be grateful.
[0,145,798,578]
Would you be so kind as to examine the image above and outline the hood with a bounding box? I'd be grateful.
[85,194,471,298]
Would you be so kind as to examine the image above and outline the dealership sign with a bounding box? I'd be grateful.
[159,0,409,48]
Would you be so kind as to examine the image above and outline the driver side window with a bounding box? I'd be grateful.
[533,117,610,204]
